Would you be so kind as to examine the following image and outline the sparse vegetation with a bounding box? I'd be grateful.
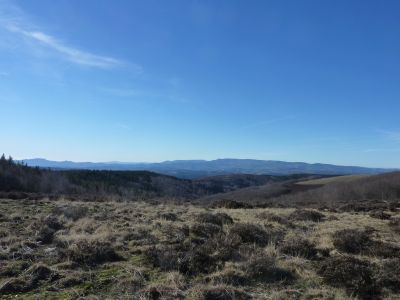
[0,195,399,299]
[317,256,380,299]
[279,236,318,259]
[0,161,400,299]
[288,209,325,222]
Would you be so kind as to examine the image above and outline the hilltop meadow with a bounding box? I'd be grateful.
[1,156,400,299]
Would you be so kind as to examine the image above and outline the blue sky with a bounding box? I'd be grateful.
[0,0,400,167]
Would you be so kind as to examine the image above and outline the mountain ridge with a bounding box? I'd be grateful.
[19,158,395,179]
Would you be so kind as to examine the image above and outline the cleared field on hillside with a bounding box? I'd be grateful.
[296,174,371,186]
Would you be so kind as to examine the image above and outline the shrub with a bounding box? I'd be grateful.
[257,211,293,227]
[159,212,178,221]
[0,264,57,295]
[0,260,30,277]
[179,246,218,275]
[188,284,251,300]
[43,215,64,230]
[57,272,87,288]
[66,240,122,266]
[36,226,56,244]
[33,215,63,244]
[0,277,32,294]
[207,267,248,285]
[241,252,294,283]
[191,223,222,239]
[288,209,325,222]
[279,237,318,259]
[29,264,57,285]
[144,243,218,275]
[159,223,189,243]
[140,273,186,300]
[369,210,391,220]
[332,229,372,254]
[210,200,253,209]
[144,245,184,272]
[389,217,400,233]
[194,212,233,226]
[203,233,242,262]
[6,192,29,200]
[317,256,381,299]
[229,223,282,246]
[52,205,88,221]
[377,258,400,292]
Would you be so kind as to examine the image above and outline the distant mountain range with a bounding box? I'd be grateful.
[19,158,395,179]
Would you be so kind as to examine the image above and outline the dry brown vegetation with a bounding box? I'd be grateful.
[1,197,400,299]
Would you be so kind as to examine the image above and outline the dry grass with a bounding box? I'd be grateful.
[0,198,399,299]
[297,174,371,186]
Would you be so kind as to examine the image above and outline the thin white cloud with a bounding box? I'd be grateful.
[6,24,122,69]
[0,71,8,76]
[0,1,140,70]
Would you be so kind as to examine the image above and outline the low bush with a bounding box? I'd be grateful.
[66,240,122,266]
[257,211,293,227]
[144,243,218,275]
[229,223,282,246]
[140,273,186,300]
[241,252,294,283]
[389,217,400,233]
[158,212,178,221]
[368,241,400,258]
[6,192,29,200]
[369,210,391,220]
[36,226,56,244]
[52,205,88,221]
[144,245,183,272]
[0,277,32,294]
[279,237,318,259]
[159,223,189,243]
[206,267,248,285]
[194,212,233,227]
[210,200,253,209]
[332,229,372,254]
[288,209,325,222]
[0,260,30,277]
[188,284,251,300]
[191,223,222,239]
[179,247,218,275]
[377,258,400,292]
[317,256,381,299]
[0,264,57,295]
[29,264,58,285]
[43,215,64,230]
[204,233,242,262]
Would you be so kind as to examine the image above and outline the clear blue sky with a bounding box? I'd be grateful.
[0,0,399,167]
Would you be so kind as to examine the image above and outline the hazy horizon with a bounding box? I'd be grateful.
[11,156,397,170]
[1,0,400,168]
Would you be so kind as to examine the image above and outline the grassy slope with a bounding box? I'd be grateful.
[0,198,399,299]
[296,174,371,186]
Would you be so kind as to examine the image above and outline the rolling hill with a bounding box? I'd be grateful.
[21,158,393,179]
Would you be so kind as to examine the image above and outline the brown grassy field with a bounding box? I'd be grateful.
[1,197,399,299]
[296,175,371,186]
